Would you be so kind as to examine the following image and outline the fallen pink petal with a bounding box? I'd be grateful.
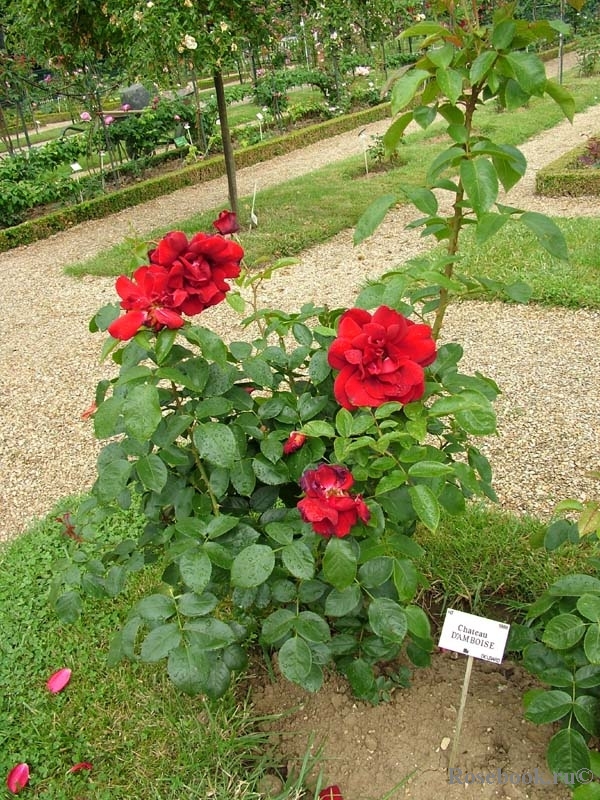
[6,763,30,794]
[68,762,93,774]
[46,667,72,693]
[319,786,344,800]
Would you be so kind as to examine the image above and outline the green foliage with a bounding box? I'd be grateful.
[51,258,502,703]
[510,570,600,785]
[537,135,600,197]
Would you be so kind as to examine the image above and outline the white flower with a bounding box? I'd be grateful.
[220,21,229,32]
[231,42,238,52]
[183,34,198,50]
[133,10,143,22]
[184,0,193,5]
[147,1,154,6]
[354,66,370,77]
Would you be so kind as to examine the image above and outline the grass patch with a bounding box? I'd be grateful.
[0,498,319,800]
[453,217,600,309]
[420,504,596,624]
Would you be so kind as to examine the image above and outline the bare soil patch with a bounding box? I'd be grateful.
[251,652,572,800]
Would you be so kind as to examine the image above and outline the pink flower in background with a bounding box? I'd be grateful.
[79,111,91,122]
[121,103,131,111]
[46,667,72,693]
[103,115,114,125]
[6,764,30,794]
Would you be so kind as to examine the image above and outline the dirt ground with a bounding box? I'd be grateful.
[251,651,575,800]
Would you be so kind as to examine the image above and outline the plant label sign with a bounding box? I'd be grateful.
[438,609,510,664]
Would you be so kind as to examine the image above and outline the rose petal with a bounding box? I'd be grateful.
[319,786,344,800]
[6,763,30,794]
[46,667,72,694]
[68,762,93,774]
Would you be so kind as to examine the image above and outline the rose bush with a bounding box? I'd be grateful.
[50,213,500,704]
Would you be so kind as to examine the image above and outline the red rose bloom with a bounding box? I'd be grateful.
[297,464,370,538]
[212,209,240,235]
[283,431,307,455]
[108,265,184,340]
[327,306,436,411]
[149,230,243,315]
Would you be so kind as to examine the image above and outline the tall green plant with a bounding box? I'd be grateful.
[353,0,580,335]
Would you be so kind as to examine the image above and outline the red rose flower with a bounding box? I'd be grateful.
[327,306,436,411]
[297,464,370,538]
[149,230,243,315]
[212,209,240,235]
[283,431,307,455]
[108,265,184,340]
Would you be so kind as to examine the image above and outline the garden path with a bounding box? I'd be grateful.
[0,52,599,542]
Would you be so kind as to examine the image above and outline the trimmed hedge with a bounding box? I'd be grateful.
[536,136,600,197]
[0,102,391,253]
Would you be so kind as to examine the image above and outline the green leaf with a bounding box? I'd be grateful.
[167,639,211,695]
[475,212,509,245]
[185,325,228,364]
[136,453,168,492]
[575,665,600,689]
[301,420,335,437]
[281,541,315,580]
[408,484,440,532]
[504,281,532,304]
[368,598,408,644]
[542,613,586,650]
[544,79,575,123]
[393,558,419,602]
[573,695,600,736]
[252,455,289,485]
[382,111,413,153]
[95,459,132,502]
[460,158,498,216]
[427,43,454,68]
[94,395,123,439]
[230,544,275,588]
[401,185,438,216]
[426,146,465,183]
[358,556,394,588]
[547,728,590,776]
[154,328,178,364]
[179,550,212,593]
[435,68,463,105]
[455,406,497,436]
[325,585,362,617]
[296,611,331,643]
[135,594,176,621]
[503,51,547,94]
[390,69,430,114]
[55,590,82,623]
[584,623,600,664]
[354,194,397,245]
[405,605,431,640]
[549,575,600,597]
[578,595,600,623]
[524,689,572,724]
[492,19,516,49]
[407,461,453,478]
[177,592,218,617]
[230,458,256,496]
[140,623,181,662]
[183,619,236,650]
[345,658,376,701]
[278,637,312,684]
[242,356,274,388]
[520,212,569,261]
[123,384,162,441]
[323,537,357,590]
[261,609,296,644]
[573,784,600,800]
[470,51,497,85]
[193,423,238,468]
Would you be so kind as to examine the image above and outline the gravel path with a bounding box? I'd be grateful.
[1,55,599,541]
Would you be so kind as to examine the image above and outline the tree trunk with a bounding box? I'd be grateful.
[213,70,238,216]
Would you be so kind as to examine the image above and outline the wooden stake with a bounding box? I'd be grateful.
[448,655,474,770]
